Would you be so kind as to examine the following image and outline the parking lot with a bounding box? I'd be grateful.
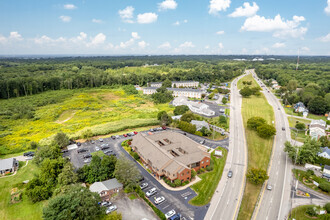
[64,128,210,219]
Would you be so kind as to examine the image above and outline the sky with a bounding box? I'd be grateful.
[0,0,329,55]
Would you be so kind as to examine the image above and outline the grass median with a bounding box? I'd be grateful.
[189,147,227,206]
[237,74,275,220]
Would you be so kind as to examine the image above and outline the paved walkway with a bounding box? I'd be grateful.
[158,176,202,191]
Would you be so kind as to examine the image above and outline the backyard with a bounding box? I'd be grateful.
[287,117,311,143]
[190,147,228,206]
[0,87,173,155]
[289,205,330,220]
[237,74,275,220]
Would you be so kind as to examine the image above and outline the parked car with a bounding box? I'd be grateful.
[101,201,112,207]
[134,131,138,135]
[162,126,167,130]
[129,132,135,136]
[84,158,91,163]
[115,135,120,139]
[127,133,132,137]
[140,182,148,190]
[111,136,116,140]
[91,140,95,144]
[61,149,68,153]
[95,146,100,151]
[123,134,128,137]
[106,205,117,214]
[227,170,233,178]
[104,150,113,154]
[154,196,165,205]
[266,184,272,191]
[77,148,88,153]
[101,146,110,150]
[169,214,181,220]
[76,142,81,146]
[146,187,157,197]
[83,154,92,159]
[149,128,154,132]
[200,140,205,144]
[165,210,176,219]
[282,127,285,131]
[278,108,280,110]
[23,151,35,157]
[138,176,145,182]
[99,138,103,142]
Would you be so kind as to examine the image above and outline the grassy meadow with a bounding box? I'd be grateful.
[237,74,275,220]
[0,162,44,220]
[0,87,173,155]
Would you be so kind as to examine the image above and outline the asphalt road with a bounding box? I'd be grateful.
[204,73,248,220]
[250,69,293,220]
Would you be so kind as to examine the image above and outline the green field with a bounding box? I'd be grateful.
[0,162,44,220]
[237,74,275,220]
[289,205,330,220]
[288,117,311,142]
[0,87,173,155]
[190,148,227,206]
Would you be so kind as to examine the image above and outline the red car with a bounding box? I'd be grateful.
[134,131,138,135]
[123,134,128,137]
[162,126,167,130]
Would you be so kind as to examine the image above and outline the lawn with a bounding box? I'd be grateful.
[284,107,327,121]
[189,147,228,206]
[288,117,311,143]
[0,162,44,220]
[289,205,330,220]
[237,74,275,220]
[0,87,173,155]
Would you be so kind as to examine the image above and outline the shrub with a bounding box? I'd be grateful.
[306,207,317,217]
[247,117,266,130]
[195,131,203,136]
[200,168,205,173]
[246,168,269,185]
[180,112,195,123]
[319,182,330,192]
[306,169,314,176]
[174,179,182,187]
[174,105,189,116]
[178,121,196,134]
[191,169,197,179]
[132,152,140,160]
[325,203,330,213]
[257,124,276,139]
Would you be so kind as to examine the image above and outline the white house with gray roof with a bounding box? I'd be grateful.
[191,120,210,131]
[172,81,199,88]
[0,158,19,175]
[310,119,326,140]
[318,147,330,159]
[172,96,215,116]
[89,178,123,201]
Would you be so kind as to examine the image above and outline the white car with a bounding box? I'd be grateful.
[101,201,112,207]
[154,196,165,205]
[106,205,117,214]
[95,146,100,151]
[165,209,176,219]
[266,184,272,191]
[146,187,157,197]
[140,182,148,190]
[83,158,91,163]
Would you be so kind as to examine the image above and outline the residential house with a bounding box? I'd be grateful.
[172,96,215,116]
[318,147,330,159]
[294,102,307,113]
[89,178,123,201]
[131,131,210,182]
[310,119,326,140]
[168,88,203,99]
[172,81,199,88]
[149,82,163,88]
[0,158,19,175]
[191,120,210,131]
[171,115,182,120]
[322,165,330,179]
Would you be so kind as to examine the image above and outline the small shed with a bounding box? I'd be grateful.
[214,150,223,157]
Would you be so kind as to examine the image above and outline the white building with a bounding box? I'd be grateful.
[172,81,199,88]
[318,147,330,159]
[168,88,203,99]
[191,120,210,131]
[309,119,326,140]
[172,96,215,117]
[143,87,158,95]
[149,82,162,87]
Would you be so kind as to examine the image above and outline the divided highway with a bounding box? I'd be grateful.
[251,69,293,220]
[204,73,248,220]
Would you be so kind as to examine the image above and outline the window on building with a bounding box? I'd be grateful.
[202,161,204,164]
[206,160,209,162]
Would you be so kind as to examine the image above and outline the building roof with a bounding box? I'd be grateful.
[324,165,330,171]
[191,120,210,130]
[310,119,326,128]
[172,81,198,83]
[167,88,203,93]
[89,178,123,193]
[143,87,158,90]
[0,158,15,171]
[131,131,209,177]
[320,147,330,156]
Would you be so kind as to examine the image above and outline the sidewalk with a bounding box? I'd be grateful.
[158,176,202,191]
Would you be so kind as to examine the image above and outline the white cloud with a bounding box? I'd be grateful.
[138,41,149,48]
[319,33,330,42]
[173,21,180,26]
[241,14,307,38]
[301,46,310,52]
[158,42,171,49]
[88,33,106,47]
[205,45,210,49]
[179,41,195,48]
[9,31,23,41]
[64,4,76,10]
[34,35,66,44]
[92,19,103,23]
[158,0,177,11]
[325,0,330,15]
[0,35,6,44]
[216,30,225,35]
[59,15,71,22]
[272,42,285,48]
[137,13,158,24]
[218,42,224,49]
[131,32,140,39]
[119,39,135,49]
[229,2,259,17]
[183,19,188,23]
[119,6,135,23]
[209,0,231,15]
